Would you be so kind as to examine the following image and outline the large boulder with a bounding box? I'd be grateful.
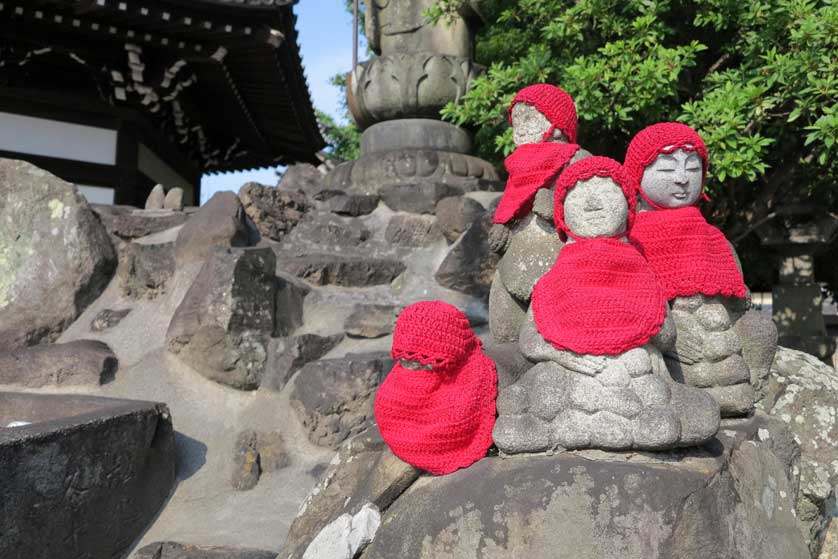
[174,191,254,263]
[0,339,117,387]
[118,236,176,298]
[280,212,371,250]
[91,205,188,240]
[290,353,394,449]
[261,333,344,391]
[279,163,325,198]
[0,159,116,349]
[435,219,499,297]
[167,247,276,390]
[761,346,838,553]
[239,182,310,242]
[283,414,808,559]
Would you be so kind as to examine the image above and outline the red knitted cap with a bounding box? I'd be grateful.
[553,156,635,241]
[376,301,497,475]
[624,122,708,209]
[508,84,578,143]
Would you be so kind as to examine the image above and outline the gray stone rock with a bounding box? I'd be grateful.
[496,213,562,302]
[0,160,116,348]
[361,119,472,156]
[279,163,325,198]
[174,191,252,263]
[118,238,176,298]
[761,346,838,552]
[488,271,528,343]
[361,414,808,559]
[262,333,344,391]
[380,181,463,214]
[90,308,131,332]
[136,542,275,559]
[343,304,403,339]
[735,309,778,401]
[303,504,381,559]
[145,184,166,210]
[0,339,117,387]
[281,254,405,288]
[290,353,395,449]
[239,182,310,241]
[0,393,175,559]
[435,219,499,297]
[232,429,261,491]
[482,339,533,389]
[167,247,276,390]
[274,273,309,337]
[92,205,189,239]
[384,214,443,247]
[163,187,185,211]
[256,431,289,473]
[327,192,379,216]
[435,195,486,243]
[282,212,371,249]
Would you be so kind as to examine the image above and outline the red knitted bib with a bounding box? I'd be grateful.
[494,142,580,224]
[532,238,666,355]
[630,207,746,300]
[374,301,497,475]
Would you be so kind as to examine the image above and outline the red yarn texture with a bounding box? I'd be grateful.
[553,156,635,241]
[375,301,497,476]
[493,142,580,224]
[623,122,708,209]
[508,84,578,143]
[630,207,746,300]
[532,238,666,355]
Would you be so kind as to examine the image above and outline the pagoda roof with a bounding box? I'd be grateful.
[0,0,325,173]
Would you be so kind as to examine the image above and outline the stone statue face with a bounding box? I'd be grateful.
[400,358,434,370]
[640,148,703,209]
[511,103,567,146]
[563,176,628,238]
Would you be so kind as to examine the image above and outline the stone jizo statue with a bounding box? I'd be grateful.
[488,84,591,343]
[626,122,776,417]
[493,157,720,454]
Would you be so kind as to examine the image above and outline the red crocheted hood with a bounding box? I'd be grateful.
[493,142,580,224]
[553,156,635,242]
[508,84,578,143]
[375,301,497,475]
[624,122,708,209]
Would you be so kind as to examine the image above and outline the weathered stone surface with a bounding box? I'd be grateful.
[281,212,371,250]
[136,542,275,559]
[761,346,838,552]
[274,273,310,337]
[361,414,807,559]
[0,393,175,559]
[735,309,778,401]
[435,195,486,243]
[488,271,528,343]
[0,160,116,348]
[118,238,176,298]
[343,304,402,338]
[291,353,395,449]
[361,119,472,156]
[384,214,443,247]
[281,254,405,287]
[380,181,463,214]
[232,429,261,491]
[239,182,309,241]
[279,163,325,198]
[175,191,253,263]
[146,184,166,210]
[92,205,189,239]
[0,339,117,387]
[262,333,344,391]
[164,187,185,211]
[327,192,379,216]
[496,213,562,302]
[435,219,499,297]
[90,308,131,332]
[482,339,533,388]
[302,503,381,559]
[167,247,276,390]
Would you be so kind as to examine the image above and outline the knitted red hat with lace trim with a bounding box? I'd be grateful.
[374,301,497,475]
[493,142,580,224]
[508,84,578,143]
[624,123,746,300]
[532,157,666,355]
[553,156,636,242]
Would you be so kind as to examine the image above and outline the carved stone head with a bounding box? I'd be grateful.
[640,147,704,209]
[511,103,568,146]
[563,176,628,238]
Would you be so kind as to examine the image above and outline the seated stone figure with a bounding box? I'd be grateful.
[493,157,720,454]
[374,301,497,475]
[488,84,591,343]
[625,123,776,417]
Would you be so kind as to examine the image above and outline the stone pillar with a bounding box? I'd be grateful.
[326,0,501,200]
[758,206,838,359]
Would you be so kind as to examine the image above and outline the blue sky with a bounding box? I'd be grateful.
[200,1,359,204]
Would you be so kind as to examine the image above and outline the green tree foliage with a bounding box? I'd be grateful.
[430,0,838,288]
[317,74,361,163]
